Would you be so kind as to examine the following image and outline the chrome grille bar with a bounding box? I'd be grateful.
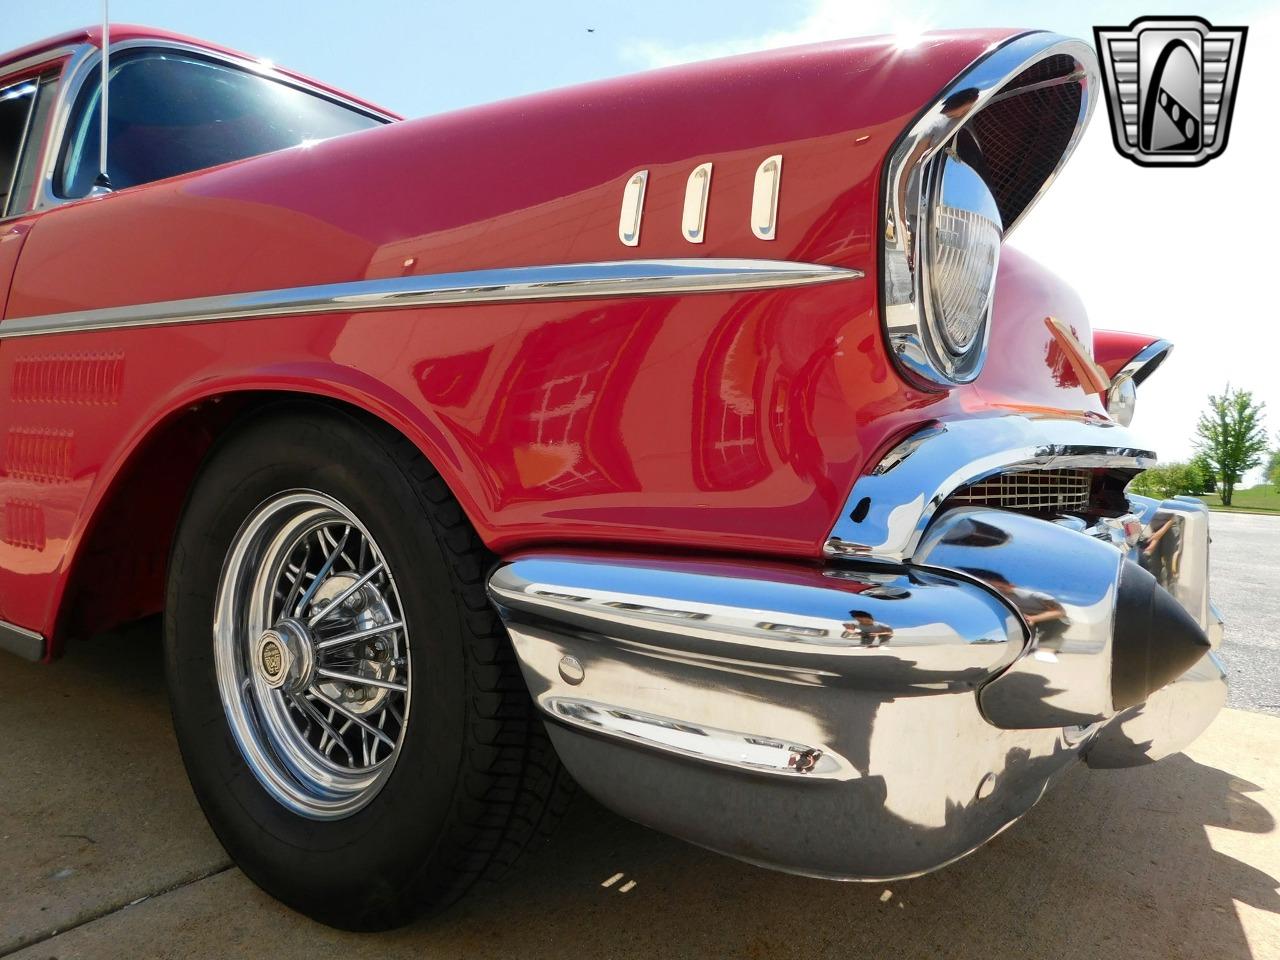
[950,468,1092,512]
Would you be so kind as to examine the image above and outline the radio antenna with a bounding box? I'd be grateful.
[91,0,111,193]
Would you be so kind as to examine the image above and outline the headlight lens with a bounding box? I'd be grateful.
[1107,373,1138,426]
[924,150,1003,361]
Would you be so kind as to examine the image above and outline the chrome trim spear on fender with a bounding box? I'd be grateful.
[0,258,862,339]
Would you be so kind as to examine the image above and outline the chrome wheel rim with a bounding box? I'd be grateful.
[213,491,411,819]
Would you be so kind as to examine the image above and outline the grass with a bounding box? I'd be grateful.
[1201,483,1280,514]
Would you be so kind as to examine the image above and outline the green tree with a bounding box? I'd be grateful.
[1129,462,1193,500]
[1187,453,1217,494]
[1195,385,1267,506]
[1268,440,1280,488]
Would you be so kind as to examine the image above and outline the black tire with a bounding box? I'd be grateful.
[165,403,572,930]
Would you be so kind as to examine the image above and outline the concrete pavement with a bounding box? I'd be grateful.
[1210,512,1280,715]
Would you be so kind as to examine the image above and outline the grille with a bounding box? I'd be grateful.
[950,469,1092,512]
[969,55,1083,229]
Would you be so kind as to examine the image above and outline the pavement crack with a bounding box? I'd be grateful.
[0,861,234,958]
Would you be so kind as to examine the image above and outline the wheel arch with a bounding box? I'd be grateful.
[51,375,478,657]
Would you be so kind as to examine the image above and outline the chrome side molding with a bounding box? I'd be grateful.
[0,258,862,340]
[0,619,45,661]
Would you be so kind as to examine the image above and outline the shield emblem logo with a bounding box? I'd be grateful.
[1094,17,1247,166]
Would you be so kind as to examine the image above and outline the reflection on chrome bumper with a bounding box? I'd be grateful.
[487,464,1224,881]
[1087,650,1227,768]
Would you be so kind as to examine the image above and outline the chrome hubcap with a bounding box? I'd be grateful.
[213,491,411,819]
[253,618,315,692]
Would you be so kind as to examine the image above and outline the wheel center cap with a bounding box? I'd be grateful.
[254,618,315,693]
[259,637,286,681]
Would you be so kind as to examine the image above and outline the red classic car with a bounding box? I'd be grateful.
[0,24,1224,929]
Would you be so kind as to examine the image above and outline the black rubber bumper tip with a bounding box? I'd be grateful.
[1111,559,1211,710]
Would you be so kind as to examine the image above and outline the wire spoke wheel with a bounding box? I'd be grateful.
[213,490,411,819]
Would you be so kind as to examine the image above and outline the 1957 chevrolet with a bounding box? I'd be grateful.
[0,23,1226,929]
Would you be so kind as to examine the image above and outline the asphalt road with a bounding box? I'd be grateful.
[0,512,1276,959]
[1210,512,1280,714]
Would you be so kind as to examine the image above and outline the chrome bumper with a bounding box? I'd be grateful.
[487,430,1224,881]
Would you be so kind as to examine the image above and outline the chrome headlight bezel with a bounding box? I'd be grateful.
[880,33,1100,390]
[916,147,1003,381]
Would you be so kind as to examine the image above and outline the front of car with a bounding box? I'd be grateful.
[486,31,1226,880]
[0,21,1226,922]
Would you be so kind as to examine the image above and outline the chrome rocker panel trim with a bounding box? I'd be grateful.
[0,259,861,340]
[488,491,1222,881]
[825,414,1156,561]
[0,619,45,661]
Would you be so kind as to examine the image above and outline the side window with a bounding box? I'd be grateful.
[58,49,384,198]
[1,72,56,218]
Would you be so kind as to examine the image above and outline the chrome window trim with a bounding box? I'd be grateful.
[825,414,1156,561]
[34,38,395,212]
[0,258,862,340]
[882,32,1100,390]
[1118,338,1173,386]
[0,45,82,82]
[0,618,45,661]
[0,44,83,224]
[1,75,40,218]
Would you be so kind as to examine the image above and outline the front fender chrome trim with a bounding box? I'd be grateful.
[825,414,1156,561]
[0,258,862,340]
[0,619,45,661]
[1118,338,1173,386]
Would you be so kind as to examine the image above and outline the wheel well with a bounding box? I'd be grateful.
[54,391,412,650]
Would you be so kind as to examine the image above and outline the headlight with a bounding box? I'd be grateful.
[922,150,1003,363]
[1107,373,1138,426]
[882,141,1004,388]
[880,35,1098,389]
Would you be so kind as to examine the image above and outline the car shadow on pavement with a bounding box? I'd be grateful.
[5,621,1277,960]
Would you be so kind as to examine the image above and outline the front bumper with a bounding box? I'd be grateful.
[487,418,1225,881]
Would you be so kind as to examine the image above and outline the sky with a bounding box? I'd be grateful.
[6,0,1278,475]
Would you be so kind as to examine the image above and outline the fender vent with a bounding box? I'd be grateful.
[950,468,1091,512]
